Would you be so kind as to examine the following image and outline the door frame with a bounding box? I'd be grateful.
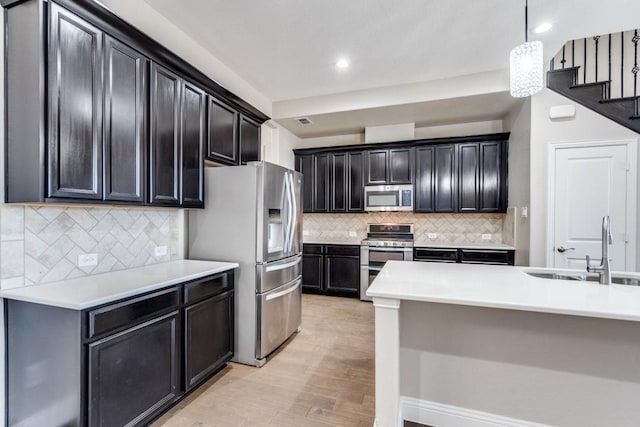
[546,138,638,270]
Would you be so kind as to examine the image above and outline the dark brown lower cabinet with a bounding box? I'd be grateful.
[5,270,235,427]
[414,247,515,265]
[88,311,179,426]
[302,244,359,298]
[184,290,234,391]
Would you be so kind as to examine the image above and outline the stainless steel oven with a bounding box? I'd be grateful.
[359,224,414,301]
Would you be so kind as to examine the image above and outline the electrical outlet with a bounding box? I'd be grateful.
[348,231,357,237]
[154,246,168,257]
[481,234,492,240]
[428,233,438,239]
[303,230,309,236]
[78,253,98,267]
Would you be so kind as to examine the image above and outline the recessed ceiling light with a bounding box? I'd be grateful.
[336,58,349,69]
[533,22,552,34]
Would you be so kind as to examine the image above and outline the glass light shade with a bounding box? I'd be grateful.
[509,40,544,97]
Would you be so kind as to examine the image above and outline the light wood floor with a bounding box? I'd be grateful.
[152,294,376,427]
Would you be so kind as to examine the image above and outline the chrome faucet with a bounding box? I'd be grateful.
[586,216,613,285]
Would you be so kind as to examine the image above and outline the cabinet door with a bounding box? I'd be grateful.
[458,143,480,212]
[415,146,435,212]
[300,155,314,213]
[366,150,388,184]
[330,153,347,212]
[48,4,103,200]
[239,115,261,164]
[479,141,503,212]
[207,96,238,165]
[181,81,206,208]
[389,148,413,184]
[302,244,323,292]
[184,290,233,391]
[325,253,360,296]
[347,152,365,212]
[88,311,179,427]
[103,35,147,203]
[149,63,181,206]
[314,154,329,213]
[434,145,457,212]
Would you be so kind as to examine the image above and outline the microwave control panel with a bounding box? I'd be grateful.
[401,190,412,206]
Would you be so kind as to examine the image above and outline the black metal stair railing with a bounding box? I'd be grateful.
[548,28,640,132]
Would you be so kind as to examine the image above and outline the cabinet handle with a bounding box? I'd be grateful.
[266,279,301,301]
[265,256,302,272]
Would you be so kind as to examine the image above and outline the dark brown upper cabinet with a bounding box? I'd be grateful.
[48,3,103,200]
[104,35,147,203]
[239,115,261,165]
[180,81,206,208]
[330,153,347,212]
[347,152,365,212]
[365,148,413,185]
[416,144,457,213]
[150,63,181,207]
[313,154,330,213]
[206,96,238,165]
[4,0,268,206]
[457,141,506,213]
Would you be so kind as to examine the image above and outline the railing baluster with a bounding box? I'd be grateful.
[633,30,639,97]
[608,33,612,98]
[561,45,566,69]
[594,36,600,81]
[572,40,575,68]
[583,38,587,83]
[621,32,625,98]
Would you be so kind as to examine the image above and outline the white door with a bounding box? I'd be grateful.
[553,144,630,270]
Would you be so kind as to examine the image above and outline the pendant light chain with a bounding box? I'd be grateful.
[525,0,528,43]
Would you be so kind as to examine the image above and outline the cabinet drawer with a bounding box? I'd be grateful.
[460,249,514,265]
[88,288,179,339]
[303,244,323,255]
[184,273,232,305]
[414,247,458,263]
[325,245,359,256]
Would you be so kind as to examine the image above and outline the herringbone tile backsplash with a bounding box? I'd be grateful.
[303,212,507,245]
[1,205,183,289]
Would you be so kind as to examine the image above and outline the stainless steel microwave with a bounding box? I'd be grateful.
[364,184,413,212]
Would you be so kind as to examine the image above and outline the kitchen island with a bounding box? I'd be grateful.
[367,261,640,427]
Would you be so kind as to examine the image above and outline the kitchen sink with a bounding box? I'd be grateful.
[526,271,640,286]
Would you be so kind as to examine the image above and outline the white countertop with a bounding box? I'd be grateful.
[0,260,238,310]
[367,261,640,322]
[413,242,516,250]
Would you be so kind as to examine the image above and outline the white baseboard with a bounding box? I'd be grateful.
[401,396,549,427]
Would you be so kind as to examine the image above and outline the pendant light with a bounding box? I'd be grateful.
[510,0,543,97]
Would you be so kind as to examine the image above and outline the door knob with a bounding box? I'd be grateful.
[557,246,575,253]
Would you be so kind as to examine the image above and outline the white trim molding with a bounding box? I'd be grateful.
[401,396,550,427]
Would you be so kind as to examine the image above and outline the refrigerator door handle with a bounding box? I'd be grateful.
[284,172,295,254]
[265,278,301,301]
[288,172,298,254]
[282,172,291,253]
[265,255,302,272]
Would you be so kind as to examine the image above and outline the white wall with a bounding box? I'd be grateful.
[99,0,272,116]
[261,122,299,170]
[529,87,639,268]
[503,100,531,266]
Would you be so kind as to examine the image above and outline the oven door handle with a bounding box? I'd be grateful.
[364,247,412,252]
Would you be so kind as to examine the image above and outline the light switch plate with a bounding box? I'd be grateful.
[154,246,168,257]
[428,233,438,239]
[481,234,492,240]
[521,206,528,218]
[78,253,98,267]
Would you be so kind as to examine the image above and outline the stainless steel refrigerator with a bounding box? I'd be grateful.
[188,162,302,367]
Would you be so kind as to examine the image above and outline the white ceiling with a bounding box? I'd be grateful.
[145,0,640,137]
